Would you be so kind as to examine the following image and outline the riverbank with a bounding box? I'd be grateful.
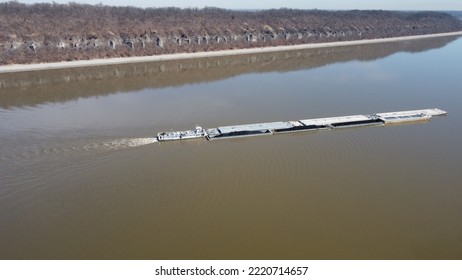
[1,31,462,74]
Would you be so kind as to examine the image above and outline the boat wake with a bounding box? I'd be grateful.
[1,137,159,163]
[83,138,158,151]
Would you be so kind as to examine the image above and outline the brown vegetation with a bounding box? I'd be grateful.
[1,2,461,65]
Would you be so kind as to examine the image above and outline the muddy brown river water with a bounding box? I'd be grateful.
[1,36,462,259]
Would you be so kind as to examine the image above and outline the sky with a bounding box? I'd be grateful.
[2,0,462,11]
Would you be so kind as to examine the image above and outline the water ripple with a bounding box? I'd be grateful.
[1,137,158,164]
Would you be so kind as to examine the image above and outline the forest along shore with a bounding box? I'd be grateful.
[1,3,462,71]
[1,31,462,74]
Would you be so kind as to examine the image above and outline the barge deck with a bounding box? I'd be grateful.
[156,108,446,142]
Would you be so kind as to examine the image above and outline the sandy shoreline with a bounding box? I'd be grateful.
[1,31,461,74]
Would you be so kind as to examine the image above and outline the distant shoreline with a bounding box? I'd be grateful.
[1,31,461,74]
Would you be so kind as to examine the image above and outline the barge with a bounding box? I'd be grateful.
[156,108,446,142]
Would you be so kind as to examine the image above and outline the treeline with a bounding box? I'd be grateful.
[1,2,461,65]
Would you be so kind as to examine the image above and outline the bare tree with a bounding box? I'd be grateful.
[0,2,461,64]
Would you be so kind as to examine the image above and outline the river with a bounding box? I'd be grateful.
[1,35,461,259]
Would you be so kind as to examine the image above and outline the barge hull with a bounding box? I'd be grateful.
[156,108,446,142]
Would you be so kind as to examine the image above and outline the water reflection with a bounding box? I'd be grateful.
[1,35,462,259]
[0,36,457,109]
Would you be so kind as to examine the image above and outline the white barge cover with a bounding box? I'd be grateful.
[299,115,371,126]
[376,108,447,118]
[218,121,293,134]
